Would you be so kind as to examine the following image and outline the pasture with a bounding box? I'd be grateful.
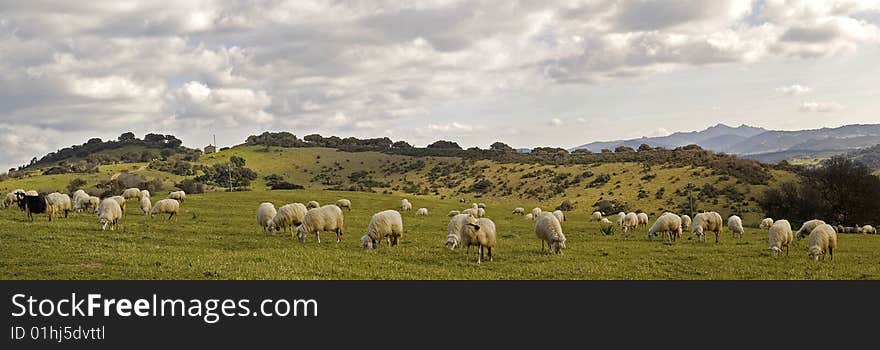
[2,189,879,280]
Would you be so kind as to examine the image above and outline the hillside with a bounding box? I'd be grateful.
[572,124,767,153]
[844,144,880,174]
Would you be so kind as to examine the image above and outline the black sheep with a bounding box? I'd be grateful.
[16,192,48,221]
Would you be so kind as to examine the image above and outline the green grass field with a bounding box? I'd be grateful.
[2,189,878,280]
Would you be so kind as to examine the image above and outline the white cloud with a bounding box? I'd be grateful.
[427,122,473,132]
[776,84,813,95]
[800,101,845,113]
[550,118,563,126]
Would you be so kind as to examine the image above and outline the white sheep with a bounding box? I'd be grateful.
[621,212,639,234]
[335,199,351,211]
[400,199,412,211]
[862,225,877,235]
[139,195,151,215]
[462,208,479,217]
[150,199,180,220]
[728,215,744,239]
[647,212,683,242]
[616,212,626,226]
[25,190,38,196]
[256,202,277,235]
[531,207,542,217]
[416,208,429,216]
[591,211,603,221]
[296,205,345,243]
[477,203,486,209]
[600,218,612,224]
[460,216,497,263]
[535,212,566,254]
[476,207,486,218]
[760,218,774,229]
[45,193,72,220]
[76,196,100,213]
[2,192,17,209]
[524,213,534,220]
[270,203,308,236]
[122,188,141,200]
[140,189,150,200]
[552,210,565,224]
[796,219,826,240]
[471,203,479,210]
[96,198,122,231]
[109,195,126,214]
[362,210,404,250]
[807,224,838,261]
[168,191,186,202]
[768,219,793,257]
[512,207,525,215]
[637,212,649,229]
[692,212,723,242]
[445,213,470,250]
[72,190,89,208]
[447,210,461,217]
[680,214,691,231]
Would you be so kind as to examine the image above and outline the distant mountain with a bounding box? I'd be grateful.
[844,144,880,173]
[573,123,880,164]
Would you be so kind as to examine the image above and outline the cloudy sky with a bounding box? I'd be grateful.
[2,0,880,171]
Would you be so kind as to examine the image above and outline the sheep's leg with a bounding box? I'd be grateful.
[316,232,321,244]
[479,246,484,264]
[168,212,174,221]
[829,247,833,261]
[785,245,789,257]
[488,247,493,262]
[336,228,342,243]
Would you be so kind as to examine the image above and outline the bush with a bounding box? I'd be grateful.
[556,199,574,211]
[66,178,87,194]
[178,179,206,194]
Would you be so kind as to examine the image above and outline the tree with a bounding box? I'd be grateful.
[229,156,246,168]
[490,142,514,152]
[572,148,592,154]
[118,132,136,142]
[614,146,635,153]
[427,140,462,149]
[303,134,324,145]
[392,141,413,148]
[637,143,653,152]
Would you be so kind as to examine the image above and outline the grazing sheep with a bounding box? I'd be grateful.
[400,199,412,211]
[459,198,467,203]
[692,212,723,243]
[835,225,845,233]
[600,218,612,224]
[447,210,460,217]
[512,207,525,215]
[45,193,72,220]
[462,208,479,217]
[109,196,126,214]
[256,203,277,235]
[75,195,100,213]
[150,199,180,220]
[535,212,566,254]
[168,191,186,202]
[2,192,17,209]
[296,205,345,243]
[591,211,602,221]
[768,220,793,257]
[477,203,486,209]
[307,200,320,209]
[461,216,497,263]
[362,210,404,250]
[335,199,352,211]
[637,213,649,229]
[616,212,626,226]
[647,213,683,242]
[122,188,141,200]
[139,195,151,215]
[471,203,479,210]
[552,210,565,224]
[807,224,838,261]
[862,225,877,235]
[796,219,826,240]
[270,203,308,236]
[621,212,639,234]
[416,208,429,216]
[71,189,88,207]
[531,207,542,217]
[445,213,470,249]
[680,214,691,231]
[95,198,122,231]
[728,215,744,239]
[524,213,534,220]
[139,189,150,200]
[476,207,486,218]
[16,192,47,221]
[760,218,774,229]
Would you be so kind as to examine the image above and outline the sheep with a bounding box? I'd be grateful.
[535,212,566,254]
[122,188,141,200]
[591,211,602,221]
[552,210,565,224]
[296,205,344,243]
[621,212,639,234]
[139,195,151,215]
[445,213,470,249]
[3,192,19,209]
[600,218,612,224]
[512,207,525,215]
[524,213,534,220]
[25,190,38,196]
[637,212,649,229]
[139,189,150,200]
[692,212,723,243]
[476,207,486,218]
[760,218,774,229]
[16,192,47,221]
[647,213,683,242]
[109,196,126,214]
[72,190,92,212]
[83,196,100,213]
[268,203,308,236]
[807,224,838,261]
[307,200,320,209]
[862,225,877,235]
[462,208,479,217]
[768,219,793,257]
[168,190,186,202]
[616,212,626,226]
[477,203,486,209]
[256,203,277,235]
[416,208,429,216]
[400,199,412,211]
[45,193,71,220]
[531,207,542,217]
[150,199,180,220]
[361,210,404,250]
[95,198,122,231]
[447,210,460,217]
[335,199,352,211]
[680,214,691,231]
[460,216,497,263]
[471,203,479,210]
[459,198,467,203]
[796,219,826,240]
[728,215,744,239]
[835,225,845,233]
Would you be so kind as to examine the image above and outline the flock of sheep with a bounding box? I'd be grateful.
[2,188,187,230]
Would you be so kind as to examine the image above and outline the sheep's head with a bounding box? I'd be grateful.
[295,224,307,243]
[808,246,823,261]
[361,235,374,251]
[692,227,704,241]
[769,246,781,256]
[445,235,459,250]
